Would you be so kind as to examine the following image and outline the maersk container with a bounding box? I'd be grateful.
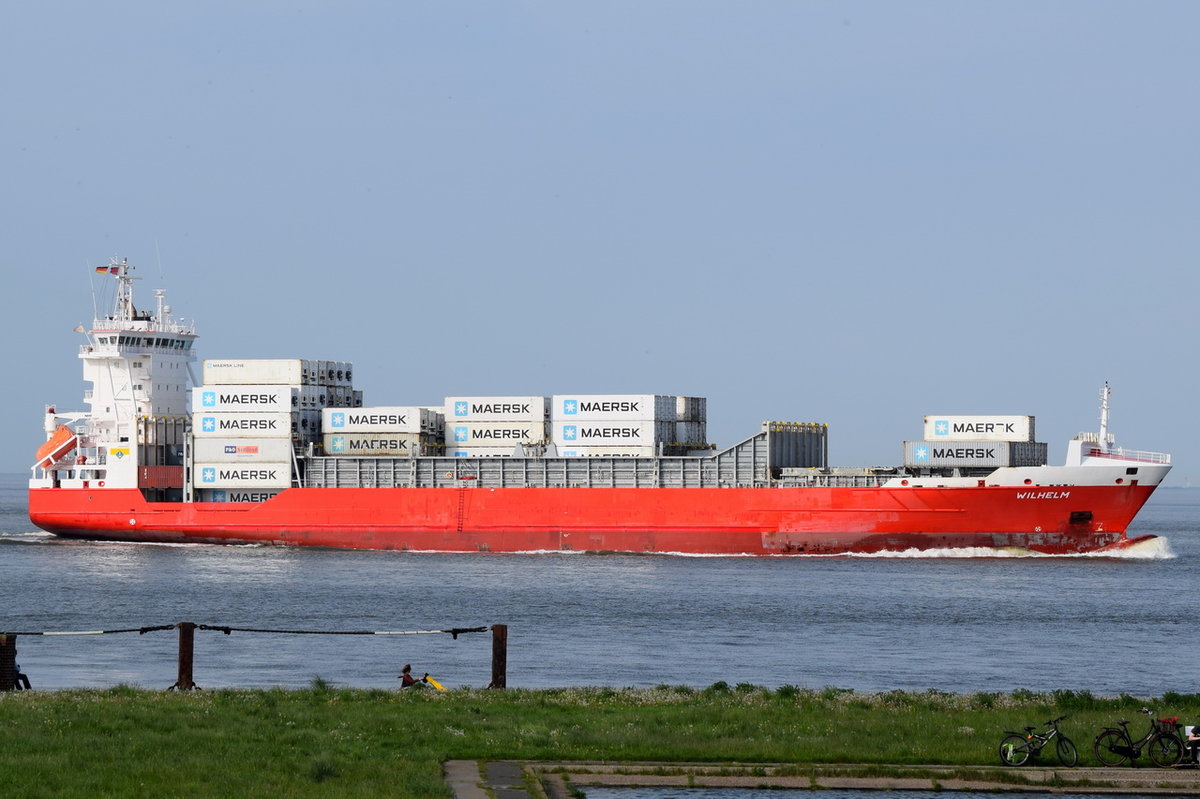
[445,396,549,423]
[193,438,294,462]
[903,440,1048,468]
[192,385,300,414]
[322,433,428,457]
[552,394,677,422]
[196,488,284,503]
[194,462,292,488]
[450,448,514,458]
[321,406,436,434]
[447,420,549,445]
[203,359,319,386]
[193,412,293,438]
[922,415,1035,442]
[553,420,674,445]
[559,446,659,457]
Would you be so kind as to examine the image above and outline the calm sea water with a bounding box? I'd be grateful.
[2,474,1197,694]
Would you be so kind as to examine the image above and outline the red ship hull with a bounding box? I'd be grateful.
[28,483,1159,555]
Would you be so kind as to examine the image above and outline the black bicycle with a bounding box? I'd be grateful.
[1092,708,1182,768]
[999,715,1078,767]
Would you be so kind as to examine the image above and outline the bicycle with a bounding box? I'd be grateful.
[1092,708,1183,767]
[999,715,1078,767]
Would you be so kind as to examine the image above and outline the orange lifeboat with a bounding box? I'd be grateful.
[36,425,78,468]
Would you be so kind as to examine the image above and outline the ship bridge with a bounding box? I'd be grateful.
[32,258,198,498]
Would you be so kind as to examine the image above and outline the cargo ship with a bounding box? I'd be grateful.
[28,261,1172,555]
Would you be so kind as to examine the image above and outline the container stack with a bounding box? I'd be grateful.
[194,358,358,501]
[444,396,550,457]
[322,406,445,457]
[674,396,709,450]
[551,394,677,457]
[904,414,1047,469]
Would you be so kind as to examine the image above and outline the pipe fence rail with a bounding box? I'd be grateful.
[0,623,507,692]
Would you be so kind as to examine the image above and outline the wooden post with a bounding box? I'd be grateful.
[0,635,15,692]
[489,624,507,689]
[171,622,198,690]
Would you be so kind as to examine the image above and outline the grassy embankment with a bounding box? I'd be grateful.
[1,682,1196,798]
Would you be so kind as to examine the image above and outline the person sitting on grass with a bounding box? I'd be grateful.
[399,663,425,689]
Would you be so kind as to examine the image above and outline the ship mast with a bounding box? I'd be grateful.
[1098,381,1113,447]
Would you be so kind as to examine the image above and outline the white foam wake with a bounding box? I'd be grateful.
[833,538,1176,560]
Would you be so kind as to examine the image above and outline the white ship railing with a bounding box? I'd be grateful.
[1083,446,1171,464]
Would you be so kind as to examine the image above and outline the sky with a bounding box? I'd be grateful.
[3,1,1197,483]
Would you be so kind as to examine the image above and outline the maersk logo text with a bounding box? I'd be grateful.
[933,447,995,459]
[580,427,641,439]
[933,419,1018,436]
[581,401,640,413]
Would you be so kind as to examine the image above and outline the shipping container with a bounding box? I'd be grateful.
[322,433,439,457]
[193,412,294,438]
[449,448,514,458]
[447,420,549,445]
[552,394,676,421]
[194,462,292,488]
[552,420,675,445]
[193,438,295,462]
[445,396,549,423]
[903,440,1048,468]
[196,489,285,503]
[922,415,1035,442]
[192,385,301,414]
[558,446,659,457]
[202,359,353,387]
[202,359,319,386]
[321,406,437,434]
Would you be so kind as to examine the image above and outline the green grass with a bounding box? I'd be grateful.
[0,684,1195,798]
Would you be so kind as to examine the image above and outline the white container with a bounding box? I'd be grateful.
[552,394,676,421]
[194,462,292,488]
[203,359,319,386]
[922,415,1034,442]
[449,448,513,458]
[559,446,659,458]
[322,406,435,434]
[903,440,1048,468]
[193,385,300,414]
[445,396,549,423]
[322,433,429,457]
[196,488,284,503]
[552,420,674,445]
[193,412,293,438]
[447,420,549,445]
[193,438,294,462]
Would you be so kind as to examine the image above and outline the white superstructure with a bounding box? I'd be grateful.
[31,258,197,491]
